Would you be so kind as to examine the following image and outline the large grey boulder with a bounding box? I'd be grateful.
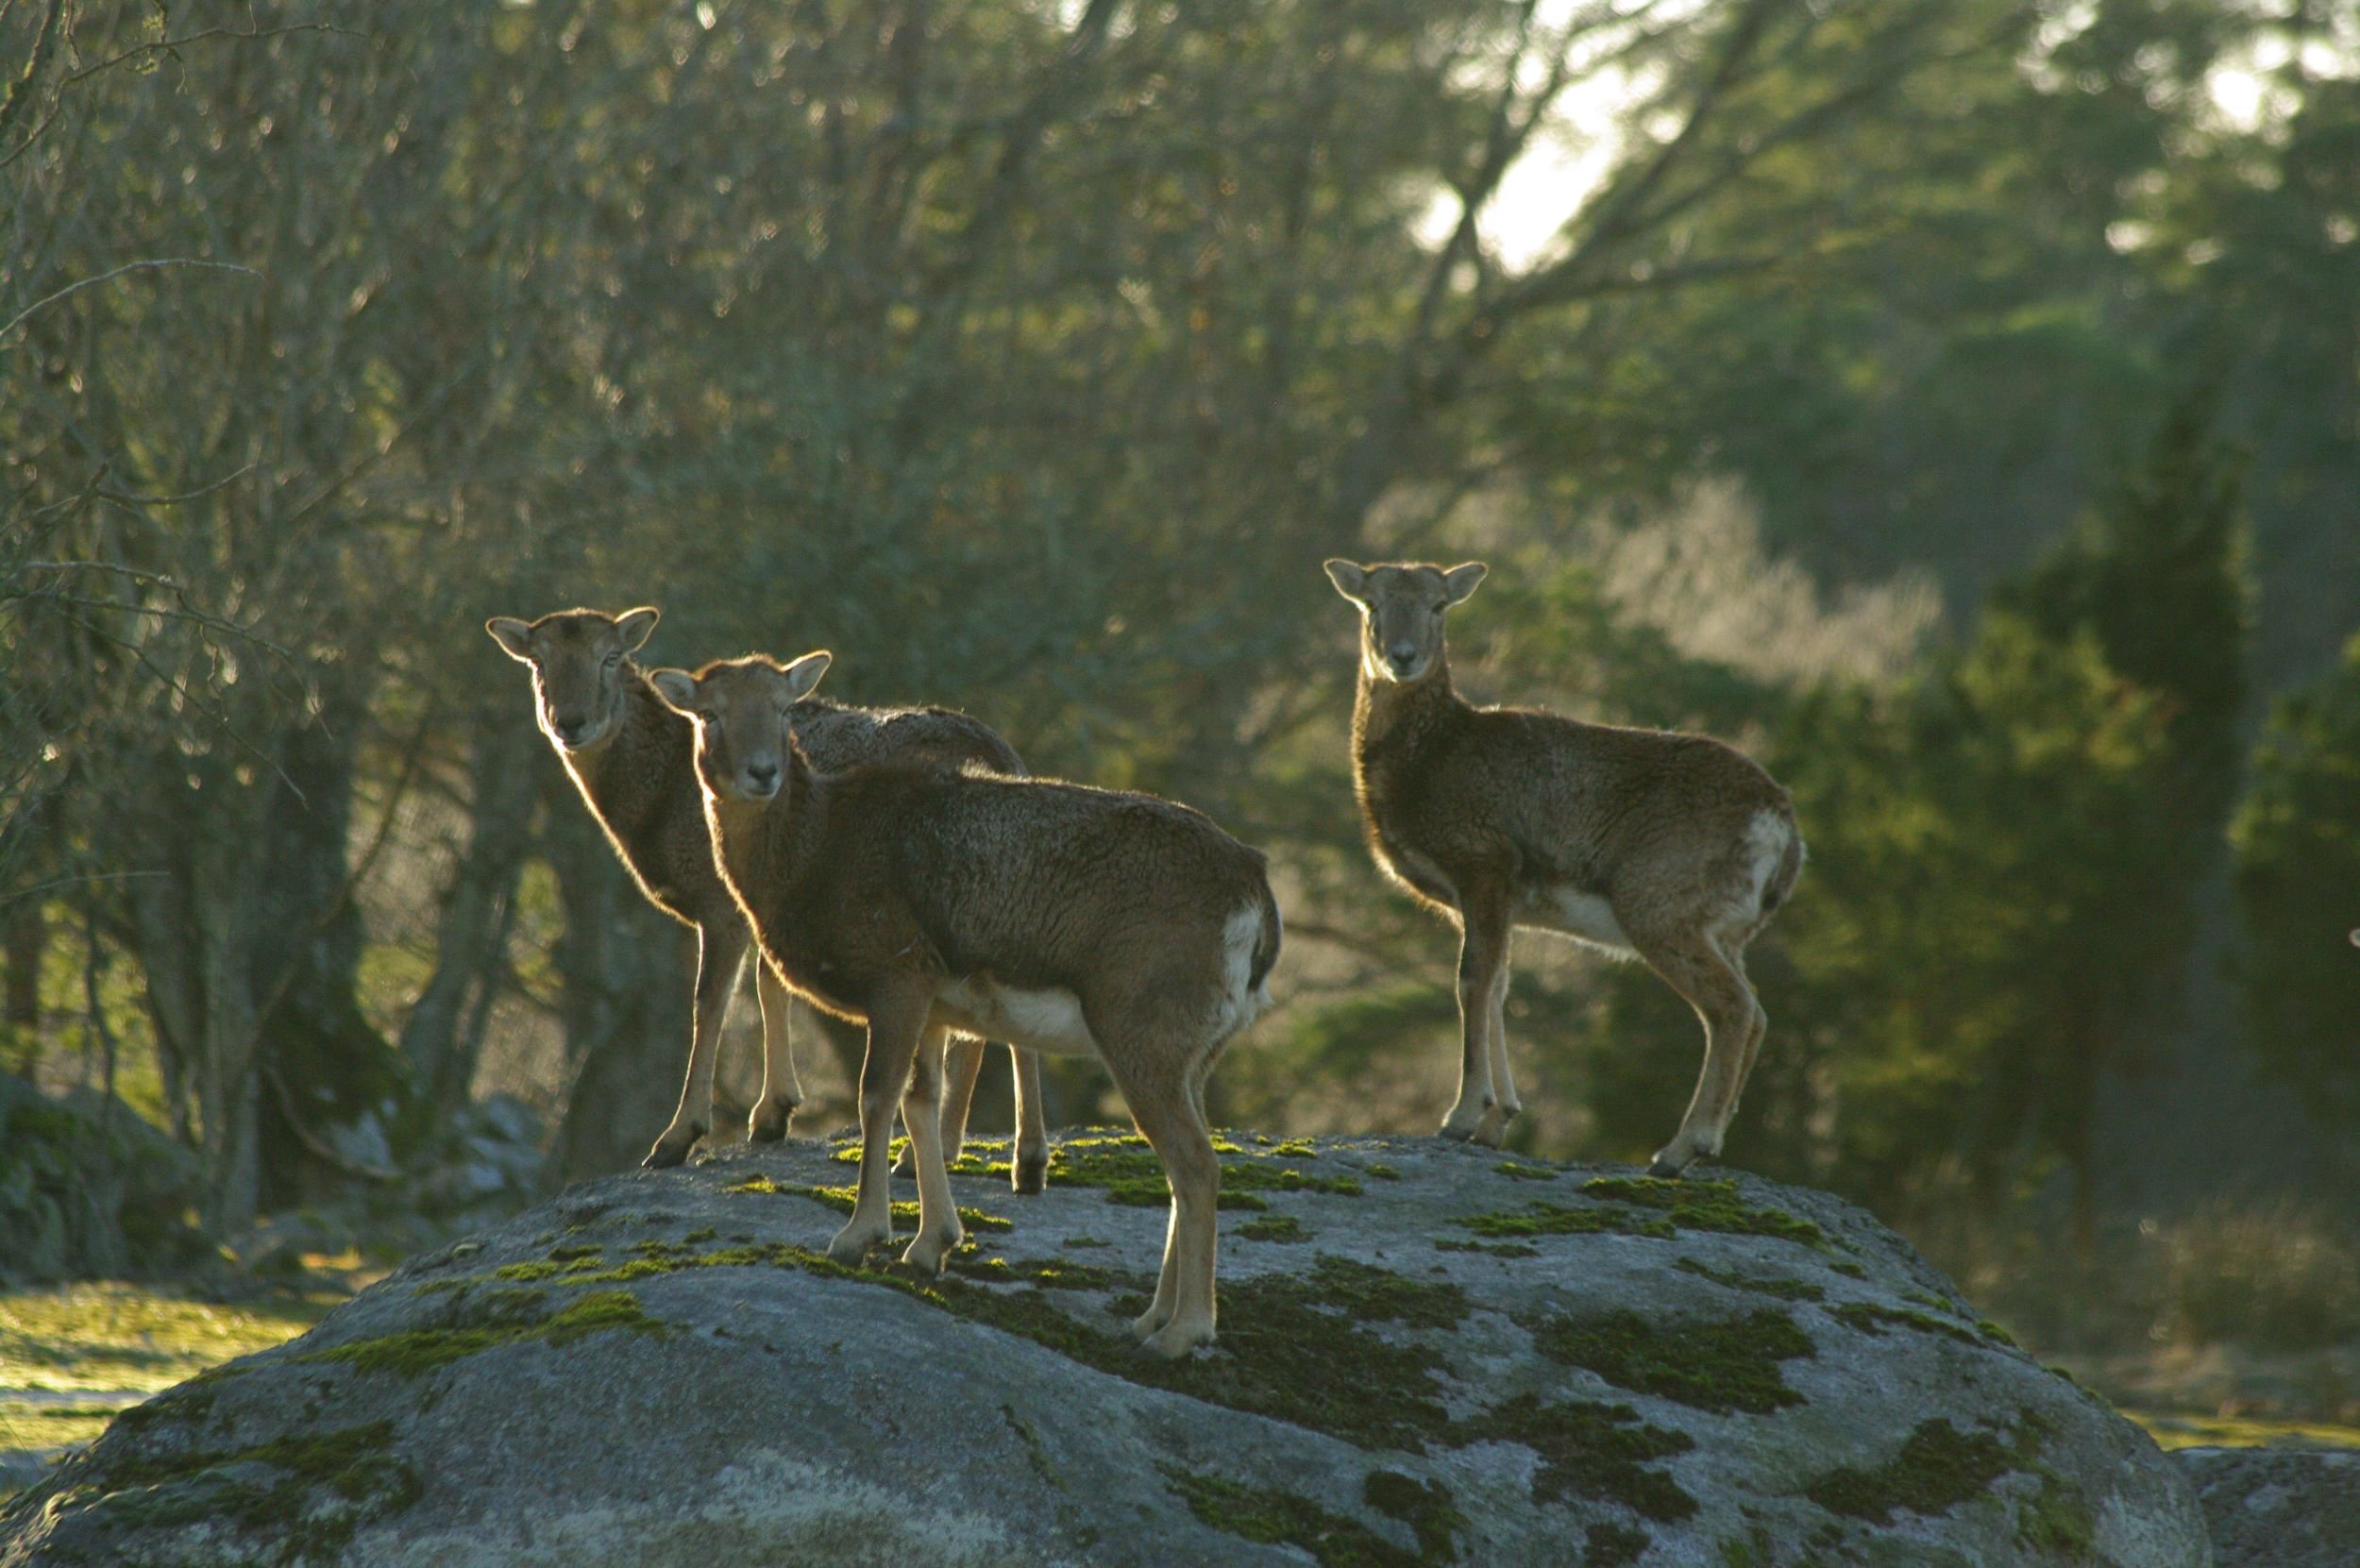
[0,1133,2209,1567]
[2176,1446,2358,1568]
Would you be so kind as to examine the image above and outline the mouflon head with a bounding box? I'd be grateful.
[485,606,661,752]
[1322,559,1486,683]
[646,650,833,803]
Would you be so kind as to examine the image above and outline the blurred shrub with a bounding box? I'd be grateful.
[2162,1204,2360,1353]
[0,1077,208,1285]
[2233,632,2360,1125]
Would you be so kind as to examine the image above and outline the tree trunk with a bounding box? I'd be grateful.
[543,786,694,1187]
[248,673,410,1207]
[4,901,42,1037]
[398,710,539,1126]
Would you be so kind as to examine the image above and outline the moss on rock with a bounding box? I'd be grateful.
[1458,1202,1677,1241]
[1585,1522,1651,1567]
[2014,1471,2096,1559]
[1165,1468,1426,1568]
[47,1419,419,1563]
[1674,1257,1825,1302]
[1576,1177,1831,1250]
[299,1288,664,1378]
[1829,1301,1984,1347]
[1433,1238,1538,1258]
[724,1176,1016,1232]
[1238,1214,1312,1244]
[1533,1308,1815,1416]
[1804,1416,2035,1524]
[1468,1392,1697,1523]
[1361,1471,1464,1560]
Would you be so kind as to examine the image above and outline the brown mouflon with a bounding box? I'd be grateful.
[486,607,1048,1187]
[1323,560,1803,1174]
[650,651,1280,1359]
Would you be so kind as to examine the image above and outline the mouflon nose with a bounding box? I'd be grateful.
[1387,640,1419,671]
[553,715,589,745]
[745,761,780,794]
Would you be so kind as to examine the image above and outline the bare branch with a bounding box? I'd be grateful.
[53,23,371,93]
[1,259,262,341]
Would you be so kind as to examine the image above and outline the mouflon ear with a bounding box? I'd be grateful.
[780,649,832,701]
[647,668,701,715]
[1441,562,1488,606]
[1323,559,1371,604]
[615,606,661,652]
[486,616,536,662]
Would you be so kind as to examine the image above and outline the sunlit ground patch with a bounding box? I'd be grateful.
[2129,1410,2360,1451]
[0,1283,342,1501]
[0,1284,334,1395]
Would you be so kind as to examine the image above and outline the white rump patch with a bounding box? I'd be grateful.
[1213,901,1275,1039]
[934,978,1100,1058]
[1517,885,1636,956]
[1720,808,1795,930]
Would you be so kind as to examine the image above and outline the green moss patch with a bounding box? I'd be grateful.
[1468,1392,1697,1523]
[1362,1471,1464,1560]
[1433,1239,1538,1258]
[726,1176,1015,1233]
[1829,1302,1984,1348]
[1456,1180,1832,1256]
[1238,1214,1312,1244]
[1586,1522,1652,1567]
[1494,1161,1559,1182]
[1166,1468,1425,1568]
[947,1256,1124,1291]
[1034,1133,1363,1208]
[1534,1308,1815,1416]
[1805,1415,2039,1523]
[45,1419,419,1561]
[1674,1257,1825,1302]
[2014,1471,2095,1558]
[1458,1203,1676,1241]
[1577,1177,1831,1250]
[783,1248,1469,1453]
[299,1288,665,1378]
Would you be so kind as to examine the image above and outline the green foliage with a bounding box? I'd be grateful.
[2232,632,2360,1122]
[2002,390,2252,814]
[2159,1203,2360,1353]
[1580,527,2230,1225]
[1,0,2350,1277]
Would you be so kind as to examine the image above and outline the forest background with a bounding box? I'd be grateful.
[4,0,2358,1400]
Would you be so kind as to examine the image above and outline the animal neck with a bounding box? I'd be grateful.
[562,668,663,804]
[717,733,824,916]
[1353,645,1460,760]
